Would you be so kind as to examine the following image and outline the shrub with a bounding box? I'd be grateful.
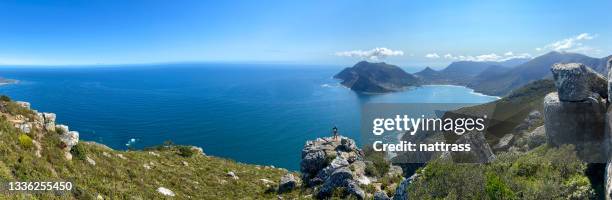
[18,134,33,148]
[485,173,515,200]
[70,143,88,160]
[0,95,10,102]
[363,150,389,177]
[324,154,336,165]
[177,146,194,157]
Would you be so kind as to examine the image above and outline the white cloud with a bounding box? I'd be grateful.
[428,52,532,62]
[537,33,597,53]
[425,53,440,58]
[335,47,404,60]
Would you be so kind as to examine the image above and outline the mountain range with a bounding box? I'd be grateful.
[415,51,611,96]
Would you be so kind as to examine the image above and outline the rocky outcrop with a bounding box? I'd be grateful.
[300,137,364,182]
[544,63,608,162]
[301,136,396,199]
[334,61,420,93]
[451,131,495,163]
[5,101,80,160]
[278,173,299,193]
[301,136,365,198]
[551,63,607,101]
[544,61,612,198]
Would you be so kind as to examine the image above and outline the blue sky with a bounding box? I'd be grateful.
[0,0,610,67]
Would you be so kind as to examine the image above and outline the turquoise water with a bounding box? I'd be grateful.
[0,64,498,170]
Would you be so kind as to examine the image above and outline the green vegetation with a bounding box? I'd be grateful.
[70,143,87,160]
[408,145,594,199]
[17,134,33,149]
[0,95,10,102]
[363,147,390,177]
[485,173,515,200]
[177,146,194,158]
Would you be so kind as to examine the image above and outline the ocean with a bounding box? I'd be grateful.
[0,63,499,170]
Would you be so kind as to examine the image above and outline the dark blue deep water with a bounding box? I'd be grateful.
[0,64,498,170]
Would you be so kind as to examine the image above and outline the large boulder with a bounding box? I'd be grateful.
[316,168,354,199]
[374,191,391,200]
[60,131,79,151]
[278,173,298,193]
[301,150,327,179]
[451,131,495,163]
[544,92,607,162]
[551,63,607,101]
[346,180,365,200]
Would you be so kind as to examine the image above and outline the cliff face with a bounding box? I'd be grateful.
[335,61,420,93]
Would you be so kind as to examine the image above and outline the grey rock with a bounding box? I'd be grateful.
[346,180,365,200]
[226,171,239,180]
[44,122,56,131]
[452,131,495,163]
[300,150,327,178]
[17,123,31,134]
[513,110,542,133]
[190,146,205,156]
[15,101,30,109]
[551,63,607,101]
[55,124,69,134]
[327,168,353,187]
[374,191,391,200]
[339,138,356,151]
[60,131,79,151]
[301,136,364,185]
[493,134,514,150]
[278,173,298,193]
[330,157,349,169]
[544,92,607,162]
[524,125,546,150]
[315,168,354,199]
[42,112,56,123]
